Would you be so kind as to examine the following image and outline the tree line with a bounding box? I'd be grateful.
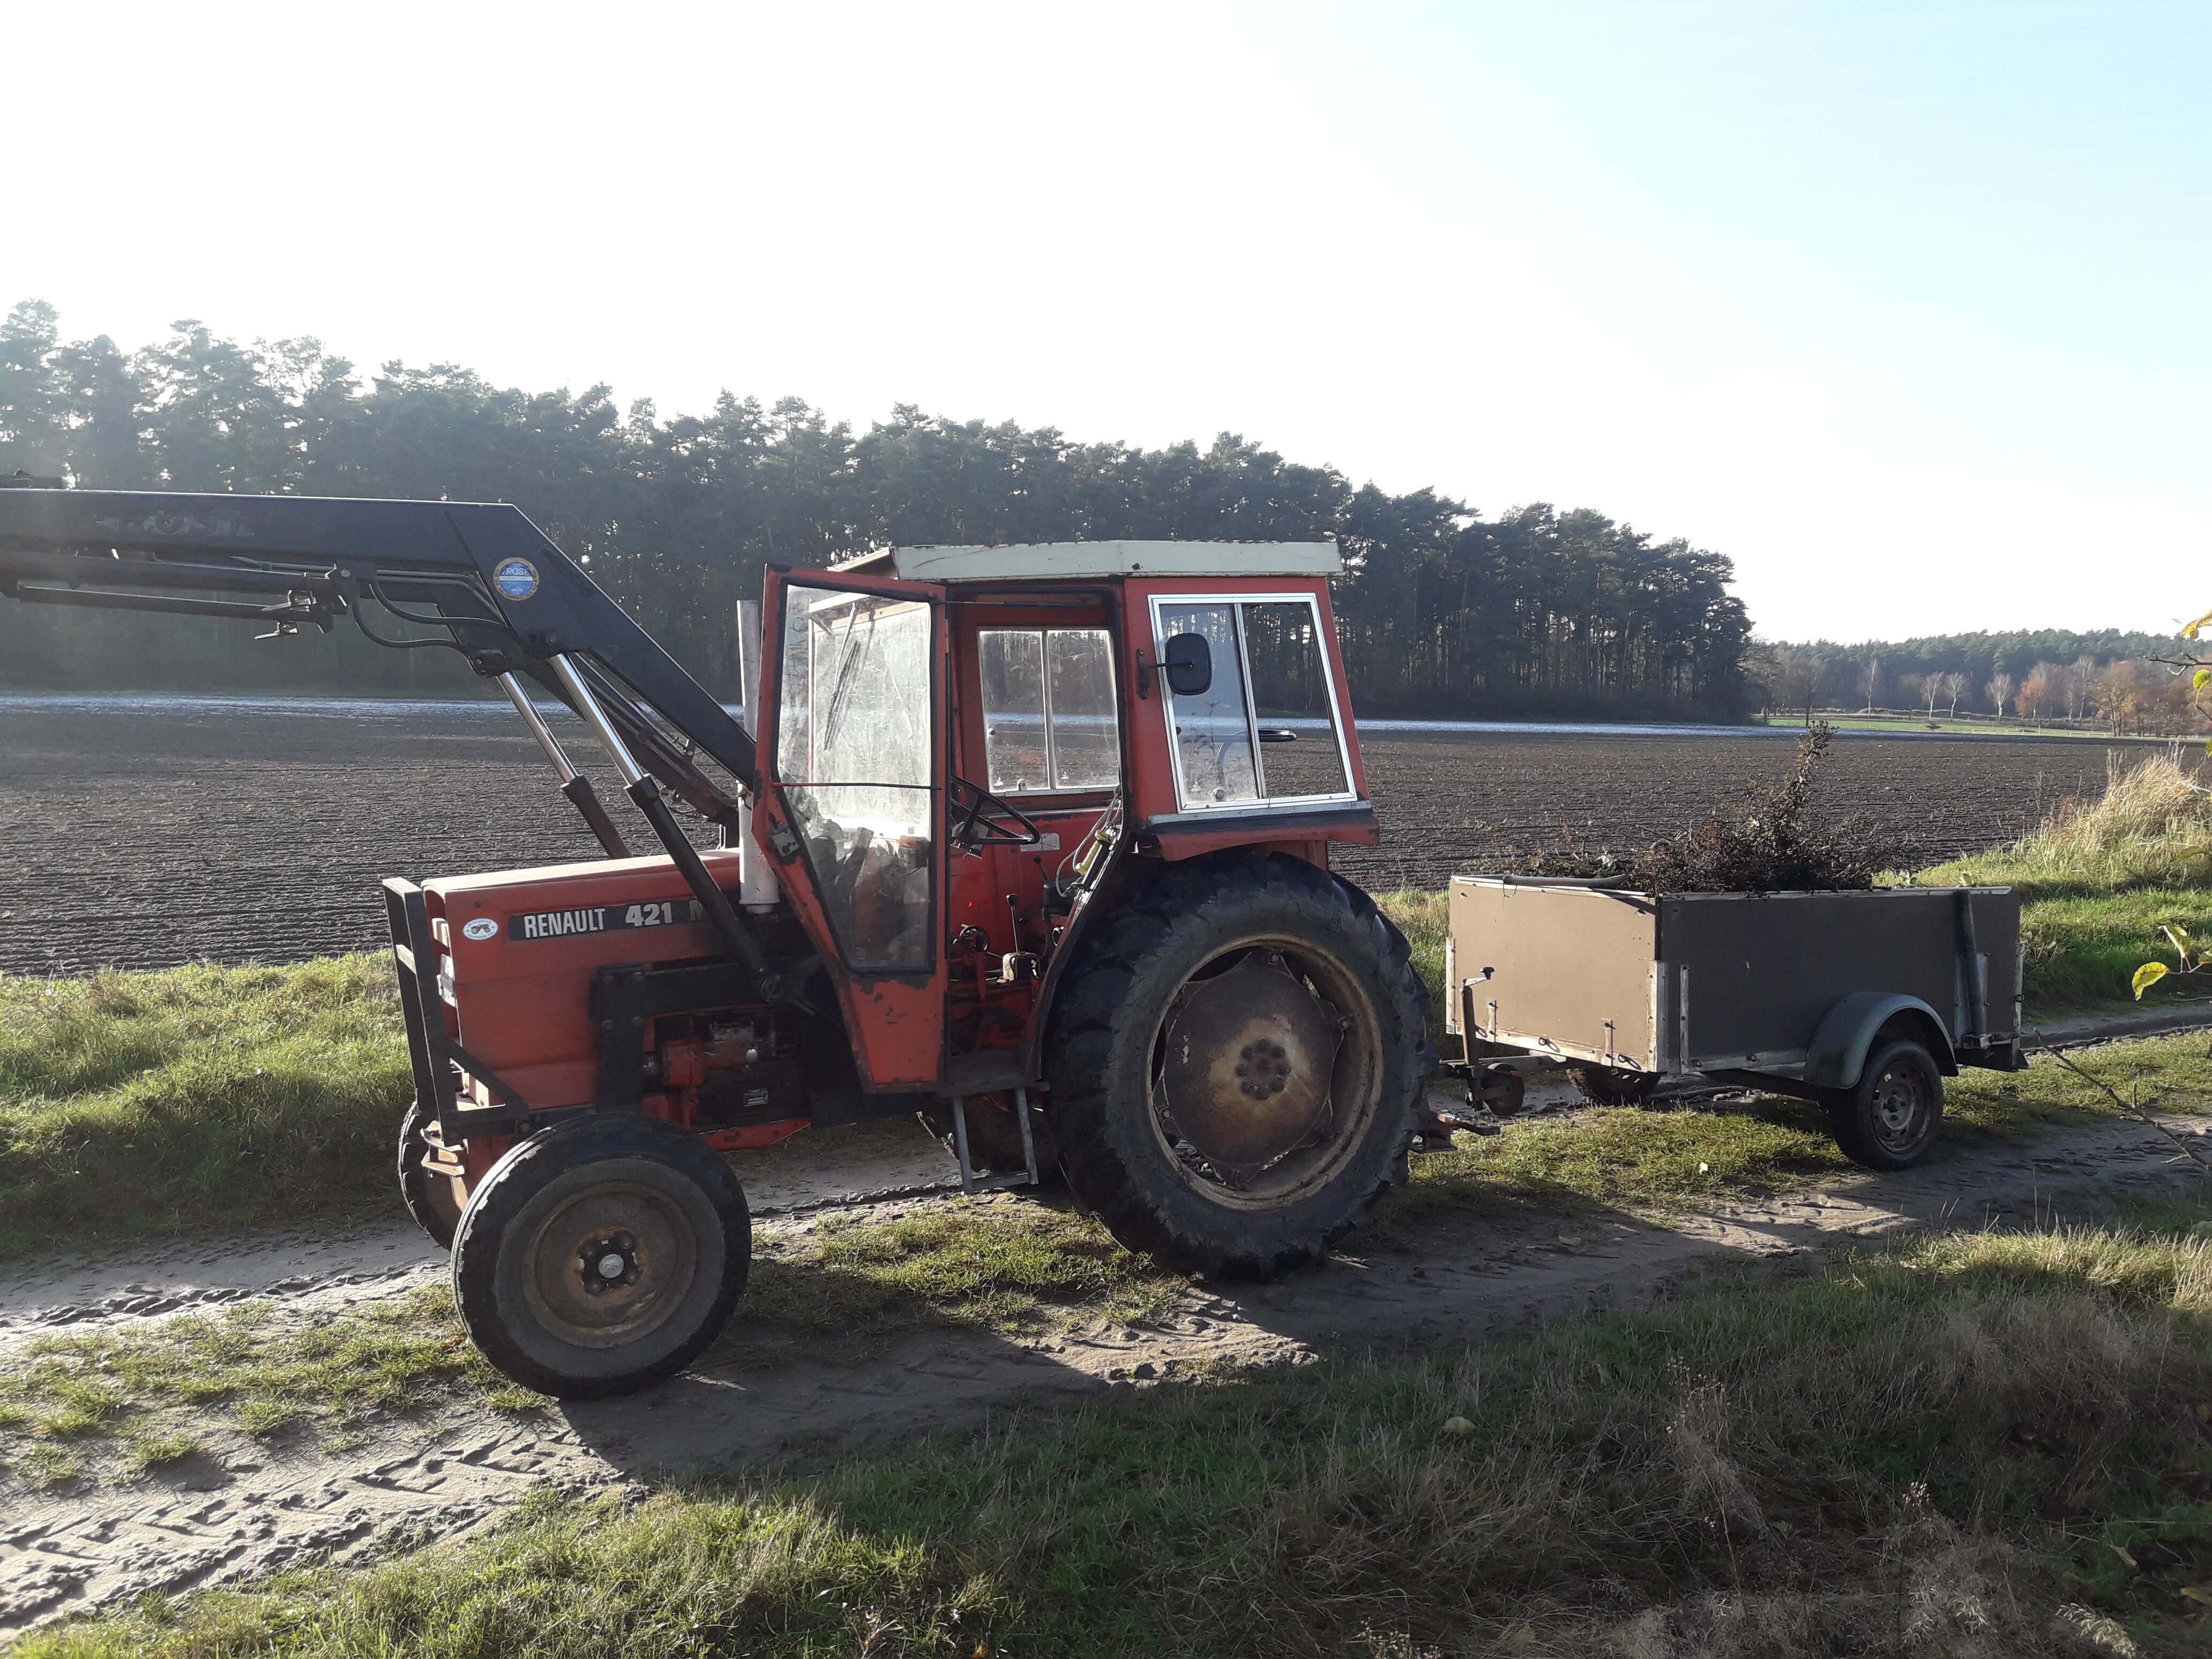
[1757,627,2199,733]
[0,301,1753,718]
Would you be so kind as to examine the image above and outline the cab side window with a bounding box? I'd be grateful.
[1155,596,1354,811]
[978,628,1120,794]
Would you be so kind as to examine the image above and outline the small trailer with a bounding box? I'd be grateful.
[1442,877,2026,1169]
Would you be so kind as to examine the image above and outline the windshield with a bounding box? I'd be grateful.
[775,586,935,970]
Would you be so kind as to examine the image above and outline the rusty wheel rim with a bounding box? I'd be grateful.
[1147,936,1384,1208]
[1870,1060,1934,1153]
[519,1181,699,1350]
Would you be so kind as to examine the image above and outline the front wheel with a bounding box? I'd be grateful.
[1044,853,1434,1279]
[451,1112,750,1399]
[1828,1038,1945,1170]
[397,1101,464,1250]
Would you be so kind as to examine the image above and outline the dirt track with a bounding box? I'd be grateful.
[2,1085,2206,1633]
[0,699,2139,973]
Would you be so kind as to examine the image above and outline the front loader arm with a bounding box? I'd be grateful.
[0,487,758,799]
[0,486,776,985]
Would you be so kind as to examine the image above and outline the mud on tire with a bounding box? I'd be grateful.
[452,1112,750,1399]
[1043,852,1434,1278]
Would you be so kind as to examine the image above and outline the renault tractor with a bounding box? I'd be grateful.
[0,483,1433,1397]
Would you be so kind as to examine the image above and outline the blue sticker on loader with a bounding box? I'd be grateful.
[493,558,540,600]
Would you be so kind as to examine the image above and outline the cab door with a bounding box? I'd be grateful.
[754,567,949,1089]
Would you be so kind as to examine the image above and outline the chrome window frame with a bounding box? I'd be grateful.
[1146,591,1358,813]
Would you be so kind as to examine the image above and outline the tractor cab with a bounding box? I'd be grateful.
[751,541,1379,1110]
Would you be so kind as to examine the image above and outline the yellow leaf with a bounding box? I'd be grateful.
[2196,667,2212,690]
[2133,962,2171,999]
[2187,608,2212,640]
[2180,1584,2212,1605]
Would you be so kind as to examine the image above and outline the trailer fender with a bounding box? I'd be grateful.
[1804,992,1957,1090]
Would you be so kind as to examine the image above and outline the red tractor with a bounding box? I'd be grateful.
[0,486,1433,1397]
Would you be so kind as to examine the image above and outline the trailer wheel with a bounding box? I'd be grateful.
[397,1102,464,1250]
[451,1113,749,1399]
[1565,1065,1658,1108]
[1044,852,1433,1278]
[1828,1039,1944,1170]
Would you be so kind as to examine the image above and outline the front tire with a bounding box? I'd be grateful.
[451,1112,750,1399]
[1828,1038,1945,1170]
[1044,853,1433,1278]
[397,1101,464,1250]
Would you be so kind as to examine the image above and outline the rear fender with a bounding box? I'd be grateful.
[1804,992,1957,1091]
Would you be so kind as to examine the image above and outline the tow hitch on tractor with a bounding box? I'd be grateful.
[0,484,1433,1397]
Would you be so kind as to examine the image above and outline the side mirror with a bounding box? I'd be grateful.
[1161,632,1212,697]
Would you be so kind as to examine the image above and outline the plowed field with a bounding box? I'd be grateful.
[0,699,2146,974]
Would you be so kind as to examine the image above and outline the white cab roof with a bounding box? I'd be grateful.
[833,539,1341,583]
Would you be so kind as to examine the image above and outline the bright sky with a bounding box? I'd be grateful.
[9,1,2203,642]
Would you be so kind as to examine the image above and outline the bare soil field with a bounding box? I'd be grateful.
[0,699,2143,973]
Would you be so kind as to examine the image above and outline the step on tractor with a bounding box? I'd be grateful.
[0,482,1435,1397]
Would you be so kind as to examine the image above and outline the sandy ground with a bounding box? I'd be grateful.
[2,1029,2207,1633]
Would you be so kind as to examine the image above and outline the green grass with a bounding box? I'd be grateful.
[0,1285,540,1485]
[1905,750,2212,1009]
[1376,888,1448,1042]
[24,1190,2212,1657]
[1806,712,2144,739]
[1376,1032,2212,1247]
[0,956,409,1256]
[742,1198,1185,1344]
[0,1201,1185,1485]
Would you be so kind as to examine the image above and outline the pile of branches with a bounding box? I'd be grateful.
[1515,723,1901,893]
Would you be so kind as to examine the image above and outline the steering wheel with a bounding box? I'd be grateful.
[949,776,1045,851]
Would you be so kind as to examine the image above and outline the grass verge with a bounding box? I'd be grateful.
[0,1286,540,1487]
[1906,750,2212,1008]
[1381,1032,2212,1235]
[13,1025,2196,1488]
[0,1200,1183,1488]
[0,956,407,1257]
[1377,888,1448,1044]
[742,1198,1184,1345]
[23,1190,2212,1657]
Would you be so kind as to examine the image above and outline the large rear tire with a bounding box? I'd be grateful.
[451,1112,750,1399]
[397,1101,464,1250]
[1044,853,1433,1278]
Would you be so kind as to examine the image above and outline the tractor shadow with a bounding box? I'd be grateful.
[550,1190,1127,1479]
[545,1085,2194,1486]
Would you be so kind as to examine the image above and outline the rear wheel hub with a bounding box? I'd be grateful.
[1160,951,1343,1179]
